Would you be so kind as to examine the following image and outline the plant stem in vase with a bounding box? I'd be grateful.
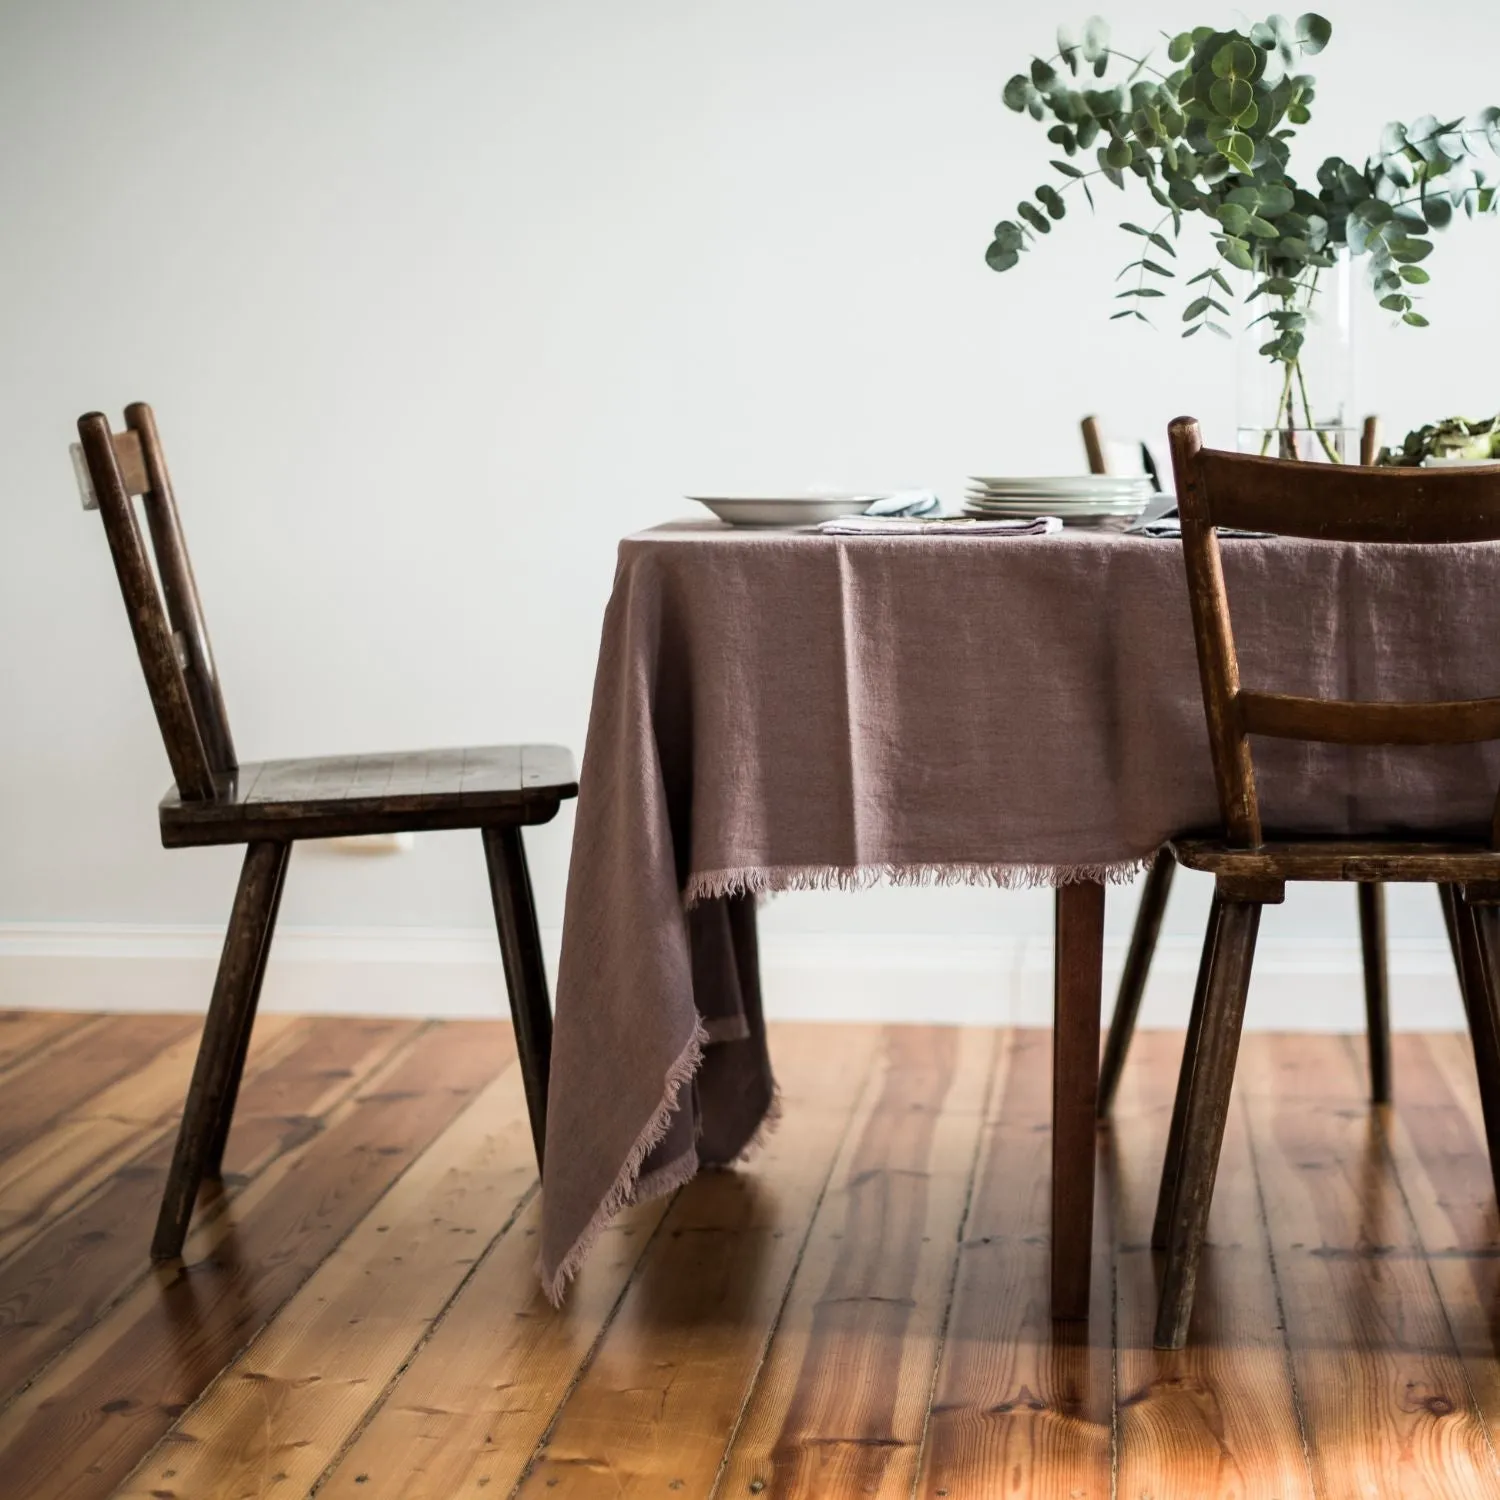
[1237,251,1353,462]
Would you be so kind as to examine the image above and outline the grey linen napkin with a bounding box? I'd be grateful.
[1126,494,1269,539]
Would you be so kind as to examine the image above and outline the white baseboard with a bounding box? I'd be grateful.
[0,923,1468,1030]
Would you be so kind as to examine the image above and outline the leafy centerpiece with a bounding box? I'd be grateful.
[1379,414,1500,465]
[987,14,1500,459]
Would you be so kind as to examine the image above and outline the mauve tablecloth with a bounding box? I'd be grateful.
[541,521,1500,1297]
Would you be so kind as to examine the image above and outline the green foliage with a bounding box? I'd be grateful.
[986,13,1500,370]
[1378,414,1500,466]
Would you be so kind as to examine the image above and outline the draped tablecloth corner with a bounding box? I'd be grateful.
[539,522,1500,1301]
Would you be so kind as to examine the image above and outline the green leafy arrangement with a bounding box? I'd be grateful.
[1378,414,1500,466]
[987,14,1500,455]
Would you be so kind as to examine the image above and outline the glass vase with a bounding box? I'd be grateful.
[1235,249,1355,463]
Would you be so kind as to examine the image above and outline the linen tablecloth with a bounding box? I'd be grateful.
[541,522,1500,1298]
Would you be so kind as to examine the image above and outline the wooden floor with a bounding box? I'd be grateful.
[3,1015,1500,1498]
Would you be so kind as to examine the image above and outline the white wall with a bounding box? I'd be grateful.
[2,0,1497,1016]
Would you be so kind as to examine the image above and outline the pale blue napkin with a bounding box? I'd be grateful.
[861,490,940,518]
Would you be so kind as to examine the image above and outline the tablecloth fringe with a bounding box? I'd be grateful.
[684,857,1149,906]
[540,1017,708,1307]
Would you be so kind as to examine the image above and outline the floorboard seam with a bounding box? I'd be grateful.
[506,1189,682,1500]
[307,1175,543,1496]
[0,1019,312,1282]
[1238,1074,1318,1494]
[705,1039,886,1500]
[1368,1033,1500,1482]
[907,1028,1007,1500]
[0,1015,196,1170]
[0,1013,102,1084]
[0,1019,435,1426]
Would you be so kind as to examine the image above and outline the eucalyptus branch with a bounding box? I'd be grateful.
[987,11,1500,426]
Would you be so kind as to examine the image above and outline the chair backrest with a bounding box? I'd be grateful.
[76,403,236,801]
[1081,414,1108,476]
[1167,415,1500,847]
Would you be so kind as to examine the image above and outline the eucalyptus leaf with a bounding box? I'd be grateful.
[1294,13,1330,54]
[1389,235,1434,262]
[1210,77,1254,119]
[1058,22,1080,73]
[1219,131,1255,170]
[1211,40,1259,79]
[1082,15,1111,62]
[1018,201,1051,233]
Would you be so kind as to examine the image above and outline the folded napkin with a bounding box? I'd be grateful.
[861,489,941,518]
[818,515,1062,537]
[1126,503,1270,540]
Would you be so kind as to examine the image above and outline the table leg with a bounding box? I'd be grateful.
[1053,879,1105,1320]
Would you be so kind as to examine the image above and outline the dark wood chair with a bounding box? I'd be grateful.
[1150,415,1500,1347]
[1082,414,1464,1116]
[74,403,576,1260]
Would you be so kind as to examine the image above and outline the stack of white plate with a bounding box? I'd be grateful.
[965,475,1154,529]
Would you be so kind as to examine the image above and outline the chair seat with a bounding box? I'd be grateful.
[160,744,577,847]
[1171,835,1500,884]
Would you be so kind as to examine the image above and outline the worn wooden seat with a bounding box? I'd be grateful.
[1172,836,1500,885]
[1150,417,1500,1350]
[1081,414,1464,1117]
[76,402,576,1261]
[159,746,575,846]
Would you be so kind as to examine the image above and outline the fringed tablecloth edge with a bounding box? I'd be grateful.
[539,1017,709,1307]
[682,857,1151,906]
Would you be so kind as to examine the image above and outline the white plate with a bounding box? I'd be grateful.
[687,495,877,528]
[966,498,1140,510]
[965,498,1147,516]
[969,475,1153,494]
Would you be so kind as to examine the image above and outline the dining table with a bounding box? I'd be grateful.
[539,518,1500,1318]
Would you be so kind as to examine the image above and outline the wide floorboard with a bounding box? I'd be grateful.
[2,1013,1499,1498]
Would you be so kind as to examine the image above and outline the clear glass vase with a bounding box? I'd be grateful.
[1236,250,1355,463]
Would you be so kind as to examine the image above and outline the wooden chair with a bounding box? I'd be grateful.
[1151,416,1500,1348]
[74,403,576,1260]
[1082,414,1459,1116]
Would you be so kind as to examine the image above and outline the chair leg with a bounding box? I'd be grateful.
[1441,882,1467,988]
[482,824,552,1174]
[152,840,290,1260]
[1098,848,1176,1119]
[1152,894,1222,1251]
[1450,891,1500,1207]
[202,842,290,1176]
[1154,897,1261,1350]
[1357,883,1392,1106]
